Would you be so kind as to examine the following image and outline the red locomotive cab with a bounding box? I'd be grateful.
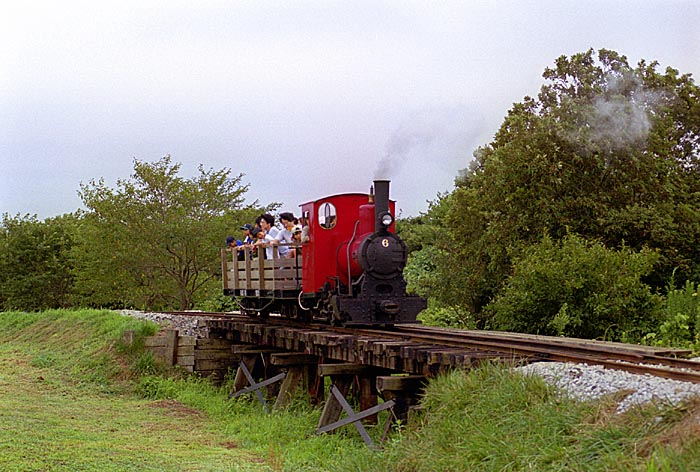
[300,187,396,296]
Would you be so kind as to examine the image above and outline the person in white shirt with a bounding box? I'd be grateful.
[257,214,279,239]
[251,226,275,259]
[272,212,297,258]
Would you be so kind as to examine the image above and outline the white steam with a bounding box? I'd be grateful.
[375,104,484,180]
[568,73,667,153]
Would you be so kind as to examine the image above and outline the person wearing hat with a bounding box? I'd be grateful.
[225,235,245,261]
[235,224,254,260]
[240,223,254,245]
[289,224,303,258]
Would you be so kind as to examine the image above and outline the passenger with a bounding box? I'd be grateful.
[240,223,255,245]
[257,214,279,239]
[289,224,303,258]
[225,235,244,261]
[236,224,255,260]
[271,212,296,258]
[251,225,274,259]
[300,213,310,243]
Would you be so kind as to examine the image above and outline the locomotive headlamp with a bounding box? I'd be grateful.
[380,211,394,227]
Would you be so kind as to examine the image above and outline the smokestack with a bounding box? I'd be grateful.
[374,179,390,233]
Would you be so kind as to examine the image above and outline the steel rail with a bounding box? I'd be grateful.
[385,326,700,371]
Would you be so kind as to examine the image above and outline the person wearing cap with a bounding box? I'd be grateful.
[240,223,254,246]
[289,224,303,258]
[225,235,245,261]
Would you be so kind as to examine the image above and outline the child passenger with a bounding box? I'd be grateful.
[251,226,274,259]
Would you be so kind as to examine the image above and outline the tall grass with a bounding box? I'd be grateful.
[338,363,700,471]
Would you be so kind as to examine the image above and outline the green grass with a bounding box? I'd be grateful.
[0,309,268,471]
[2,309,700,471]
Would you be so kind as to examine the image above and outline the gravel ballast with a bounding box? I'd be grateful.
[517,361,700,412]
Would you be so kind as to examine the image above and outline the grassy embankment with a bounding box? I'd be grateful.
[1,309,700,471]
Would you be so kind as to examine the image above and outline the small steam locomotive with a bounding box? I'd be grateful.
[221,180,426,326]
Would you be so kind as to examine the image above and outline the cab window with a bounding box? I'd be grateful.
[318,202,337,229]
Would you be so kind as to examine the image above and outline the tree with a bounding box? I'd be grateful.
[76,155,265,310]
[410,49,700,332]
[0,213,77,311]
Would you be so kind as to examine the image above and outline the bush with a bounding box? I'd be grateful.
[486,233,663,341]
[644,278,700,349]
[417,302,477,329]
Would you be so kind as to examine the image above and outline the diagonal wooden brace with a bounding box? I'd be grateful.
[228,360,285,414]
[316,385,395,448]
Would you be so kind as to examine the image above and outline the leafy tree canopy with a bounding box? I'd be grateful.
[76,155,266,310]
[0,213,77,311]
[405,49,700,333]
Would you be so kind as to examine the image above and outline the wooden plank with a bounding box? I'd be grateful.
[244,251,252,290]
[178,336,196,347]
[144,337,167,348]
[195,358,236,371]
[269,267,301,278]
[148,347,169,360]
[270,353,319,366]
[163,329,178,366]
[257,252,266,290]
[176,355,195,366]
[358,376,378,424]
[232,345,281,354]
[318,363,371,377]
[232,249,240,289]
[376,375,427,392]
[273,365,310,410]
[232,355,260,394]
[221,248,229,290]
[195,350,235,361]
[317,376,353,429]
[271,280,300,290]
[196,338,232,350]
[177,345,194,357]
[231,249,303,293]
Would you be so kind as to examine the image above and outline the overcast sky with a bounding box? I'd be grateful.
[2,1,699,220]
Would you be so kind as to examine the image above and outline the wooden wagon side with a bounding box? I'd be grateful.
[222,244,303,296]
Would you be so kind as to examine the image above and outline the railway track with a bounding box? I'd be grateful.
[163,311,700,383]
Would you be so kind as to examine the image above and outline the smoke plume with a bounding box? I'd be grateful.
[566,73,667,154]
[375,104,483,180]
